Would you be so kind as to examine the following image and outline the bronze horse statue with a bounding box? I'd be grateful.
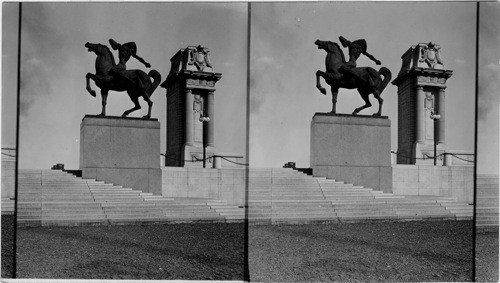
[85,42,161,118]
[315,39,391,116]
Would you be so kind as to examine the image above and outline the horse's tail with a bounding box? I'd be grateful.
[147,70,162,97]
[377,67,392,94]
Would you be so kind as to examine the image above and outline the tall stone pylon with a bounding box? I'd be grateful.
[392,42,453,164]
[161,46,222,167]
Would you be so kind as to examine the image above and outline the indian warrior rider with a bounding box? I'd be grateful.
[108,39,151,82]
[338,36,381,88]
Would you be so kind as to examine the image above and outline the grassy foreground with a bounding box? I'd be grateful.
[1,215,15,278]
[12,218,245,280]
[475,229,499,282]
[249,220,474,282]
[2,217,496,281]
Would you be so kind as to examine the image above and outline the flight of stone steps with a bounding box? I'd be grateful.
[1,198,15,215]
[227,168,472,224]
[17,170,240,226]
[476,175,499,230]
[15,168,473,226]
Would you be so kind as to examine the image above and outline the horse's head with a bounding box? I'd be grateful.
[315,39,346,70]
[315,40,340,54]
[85,42,109,56]
[86,42,116,71]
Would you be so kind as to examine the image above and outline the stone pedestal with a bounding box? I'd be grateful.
[80,115,161,195]
[310,113,392,192]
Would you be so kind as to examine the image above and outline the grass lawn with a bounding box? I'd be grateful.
[3,217,496,281]
[1,215,15,278]
[13,218,245,280]
[249,220,474,282]
[475,229,499,282]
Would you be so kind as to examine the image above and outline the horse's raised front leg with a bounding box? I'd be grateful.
[315,70,327,95]
[330,87,339,114]
[85,73,97,97]
[100,89,108,116]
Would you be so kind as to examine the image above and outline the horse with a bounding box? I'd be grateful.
[314,39,392,116]
[85,42,161,119]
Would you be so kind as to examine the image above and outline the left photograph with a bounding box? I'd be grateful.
[2,2,248,280]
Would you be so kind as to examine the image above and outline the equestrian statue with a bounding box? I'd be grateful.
[85,39,161,119]
[315,36,392,116]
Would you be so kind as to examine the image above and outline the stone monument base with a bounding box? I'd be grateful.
[80,115,161,195]
[310,113,392,192]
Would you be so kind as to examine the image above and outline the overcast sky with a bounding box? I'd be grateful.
[249,2,478,169]
[477,2,500,175]
[2,2,499,174]
[2,2,248,169]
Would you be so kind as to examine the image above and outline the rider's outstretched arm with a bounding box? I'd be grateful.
[133,54,151,68]
[363,52,381,65]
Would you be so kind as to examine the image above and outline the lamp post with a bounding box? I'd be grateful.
[199,114,210,168]
[430,112,441,166]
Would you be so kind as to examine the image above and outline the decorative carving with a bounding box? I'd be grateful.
[193,95,203,114]
[187,78,216,87]
[193,94,203,143]
[188,45,213,72]
[424,92,434,111]
[419,42,443,69]
[417,76,447,86]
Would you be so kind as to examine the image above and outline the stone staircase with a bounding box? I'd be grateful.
[15,168,473,226]
[17,170,239,226]
[476,175,499,230]
[1,198,15,215]
[228,168,473,224]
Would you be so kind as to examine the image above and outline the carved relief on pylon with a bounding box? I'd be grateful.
[424,92,434,112]
[187,45,213,72]
[419,42,444,69]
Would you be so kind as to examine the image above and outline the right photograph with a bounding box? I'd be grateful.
[476,2,500,282]
[247,2,482,282]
